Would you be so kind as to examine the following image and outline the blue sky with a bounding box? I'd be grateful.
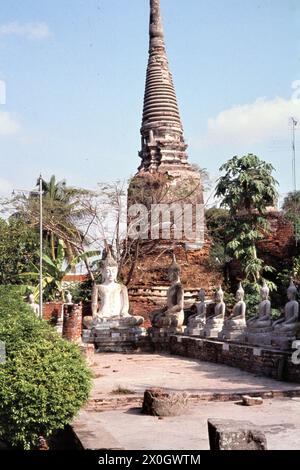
[0,0,300,203]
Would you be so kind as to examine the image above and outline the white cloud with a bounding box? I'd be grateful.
[0,111,20,136]
[0,22,51,40]
[201,97,300,147]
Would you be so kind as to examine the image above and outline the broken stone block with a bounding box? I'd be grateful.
[242,395,263,406]
[208,419,267,450]
[142,388,189,417]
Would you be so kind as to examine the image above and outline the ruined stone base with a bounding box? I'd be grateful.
[148,326,184,343]
[208,419,267,450]
[184,326,204,337]
[142,388,189,417]
[244,328,272,347]
[92,325,148,353]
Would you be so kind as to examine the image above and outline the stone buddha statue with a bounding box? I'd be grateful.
[247,281,272,330]
[91,252,144,328]
[219,283,246,341]
[28,293,39,317]
[273,280,300,336]
[185,289,206,335]
[151,255,184,331]
[202,286,225,338]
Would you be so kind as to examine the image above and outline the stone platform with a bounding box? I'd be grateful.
[74,353,300,450]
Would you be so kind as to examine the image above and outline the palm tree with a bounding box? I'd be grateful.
[11,175,93,262]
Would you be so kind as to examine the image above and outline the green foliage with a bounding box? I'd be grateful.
[0,219,39,285]
[68,274,102,304]
[0,286,92,449]
[215,154,278,284]
[21,239,100,301]
[216,154,278,214]
[3,175,93,262]
[205,207,232,276]
[282,191,300,242]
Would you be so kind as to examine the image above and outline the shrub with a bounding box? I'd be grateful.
[0,286,92,449]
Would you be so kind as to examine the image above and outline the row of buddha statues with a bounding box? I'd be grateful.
[185,280,300,349]
[148,254,300,349]
[69,249,299,350]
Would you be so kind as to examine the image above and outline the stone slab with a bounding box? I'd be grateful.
[208,418,267,450]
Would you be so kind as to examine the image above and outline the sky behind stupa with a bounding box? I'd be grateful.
[0,0,300,204]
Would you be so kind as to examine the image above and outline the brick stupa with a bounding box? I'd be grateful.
[123,0,221,322]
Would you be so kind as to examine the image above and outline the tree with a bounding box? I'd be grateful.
[205,207,232,280]
[282,190,300,243]
[22,239,99,302]
[2,175,94,262]
[0,286,91,449]
[215,154,278,287]
[0,218,39,285]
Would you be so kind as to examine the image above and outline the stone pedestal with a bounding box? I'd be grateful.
[148,326,184,343]
[142,388,189,417]
[271,331,298,350]
[201,322,223,339]
[184,326,204,336]
[63,304,82,344]
[92,322,147,353]
[244,327,272,347]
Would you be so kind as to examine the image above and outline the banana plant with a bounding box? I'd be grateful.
[21,239,100,301]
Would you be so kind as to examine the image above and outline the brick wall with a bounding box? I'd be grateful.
[42,302,63,324]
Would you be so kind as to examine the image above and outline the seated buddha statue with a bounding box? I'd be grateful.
[247,281,272,330]
[224,282,247,329]
[273,280,300,336]
[186,288,206,332]
[151,255,184,330]
[208,286,226,327]
[91,252,144,328]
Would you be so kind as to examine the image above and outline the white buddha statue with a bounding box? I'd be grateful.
[273,280,300,335]
[219,283,246,340]
[28,293,39,317]
[247,281,272,330]
[92,252,144,327]
[151,255,184,330]
[186,289,206,335]
[203,286,225,338]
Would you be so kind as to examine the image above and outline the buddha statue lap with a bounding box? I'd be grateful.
[219,283,246,341]
[185,289,206,336]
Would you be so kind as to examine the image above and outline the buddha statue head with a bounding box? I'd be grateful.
[168,254,181,283]
[198,288,205,302]
[287,279,298,301]
[260,281,270,301]
[102,250,118,284]
[236,282,245,301]
[215,286,224,303]
[28,293,35,305]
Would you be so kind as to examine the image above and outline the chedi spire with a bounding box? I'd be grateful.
[139,0,188,172]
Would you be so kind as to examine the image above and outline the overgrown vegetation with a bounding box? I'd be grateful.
[215,154,279,296]
[0,286,92,449]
